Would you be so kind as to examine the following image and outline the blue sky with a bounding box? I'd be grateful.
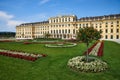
[0,0,120,32]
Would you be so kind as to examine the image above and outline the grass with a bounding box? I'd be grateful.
[0,41,120,80]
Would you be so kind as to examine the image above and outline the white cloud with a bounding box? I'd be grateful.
[0,11,25,32]
[25,13,49,22]
[7,20,24,27]
[0,11,14,20]
[40,0,50,5]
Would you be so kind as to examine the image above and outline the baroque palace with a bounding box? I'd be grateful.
[16,14,120,41]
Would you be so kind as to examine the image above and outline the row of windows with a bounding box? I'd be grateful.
[35,31,48,34]
[17,21,119,30]
[16,36,32,38]
[17,35,119,39]
[105,29,119,33]
[50,29,76,34]
[49,17,71,23]
[52,34,72,38]
[105,21,119,24]
[51,24,71,27]
[17,32,31,34]
[17,29,119,34]
[105,25,119,27]
[35,28,48,30]
[50,29,71,34]
[36,26,48,28]
[79,24,119,28]
[34,34,72,39]
[105,35,119,39]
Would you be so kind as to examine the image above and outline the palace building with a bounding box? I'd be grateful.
[16,14,120,41]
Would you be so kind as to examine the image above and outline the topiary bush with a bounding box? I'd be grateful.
[67,56,108,73]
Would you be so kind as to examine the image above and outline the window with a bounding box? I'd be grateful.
[62,30,64,33]
[62,18,64,22]
[65,29,67,33]
[111,29,113,33]
[73,29,75,34]
[96,26,97,28]
[68,18,70,22]
[59,30,61,34]
[76,24,78,26]
[65,18,67,22]
[79,24,81,27]
[68,29,70,33]
[56,19,58,23]
[86,23,88,27]
[56,30,58,34]
[117,25,119,27]
[83,24,85,27]
[117,21,119,24]
[111,22,113,24]
[105,35,108,39]
[116,35,119,39]
[54,30,55,34]
[111,35,113,39]
[106,22,108,25]
[117,29,119,33]
[111,25,113,27]
[59,18,61,22]
[105,29,108,33]
[105,22,108,27]
[68,24,70,26]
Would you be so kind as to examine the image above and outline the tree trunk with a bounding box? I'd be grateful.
[86,42,89,62]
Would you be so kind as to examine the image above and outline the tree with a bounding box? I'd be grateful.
[77,27,102,62]
[0,32,15,38]
[44,33,51,38]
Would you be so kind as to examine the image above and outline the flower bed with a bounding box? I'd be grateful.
[89,42,101,56]
[84,42,98,55]
[23,42,32,44]
[84,41,104,57]
[0,49,47,61]
[68,56,108,73]
[45,43,77,48]
[97,41,104,57]
[0,40,14,42]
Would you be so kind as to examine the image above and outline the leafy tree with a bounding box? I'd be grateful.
[0,32,15,38]
[44,33,51,38]
[77,27,102,62]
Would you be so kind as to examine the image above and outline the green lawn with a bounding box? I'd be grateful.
[0,41,120,80]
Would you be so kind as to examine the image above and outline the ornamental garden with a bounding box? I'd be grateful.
[0,27,120,80]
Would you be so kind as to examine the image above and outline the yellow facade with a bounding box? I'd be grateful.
[16,14,120,41]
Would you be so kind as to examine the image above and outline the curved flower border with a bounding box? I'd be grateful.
[45,43,77,48]
[68,56,108,72]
